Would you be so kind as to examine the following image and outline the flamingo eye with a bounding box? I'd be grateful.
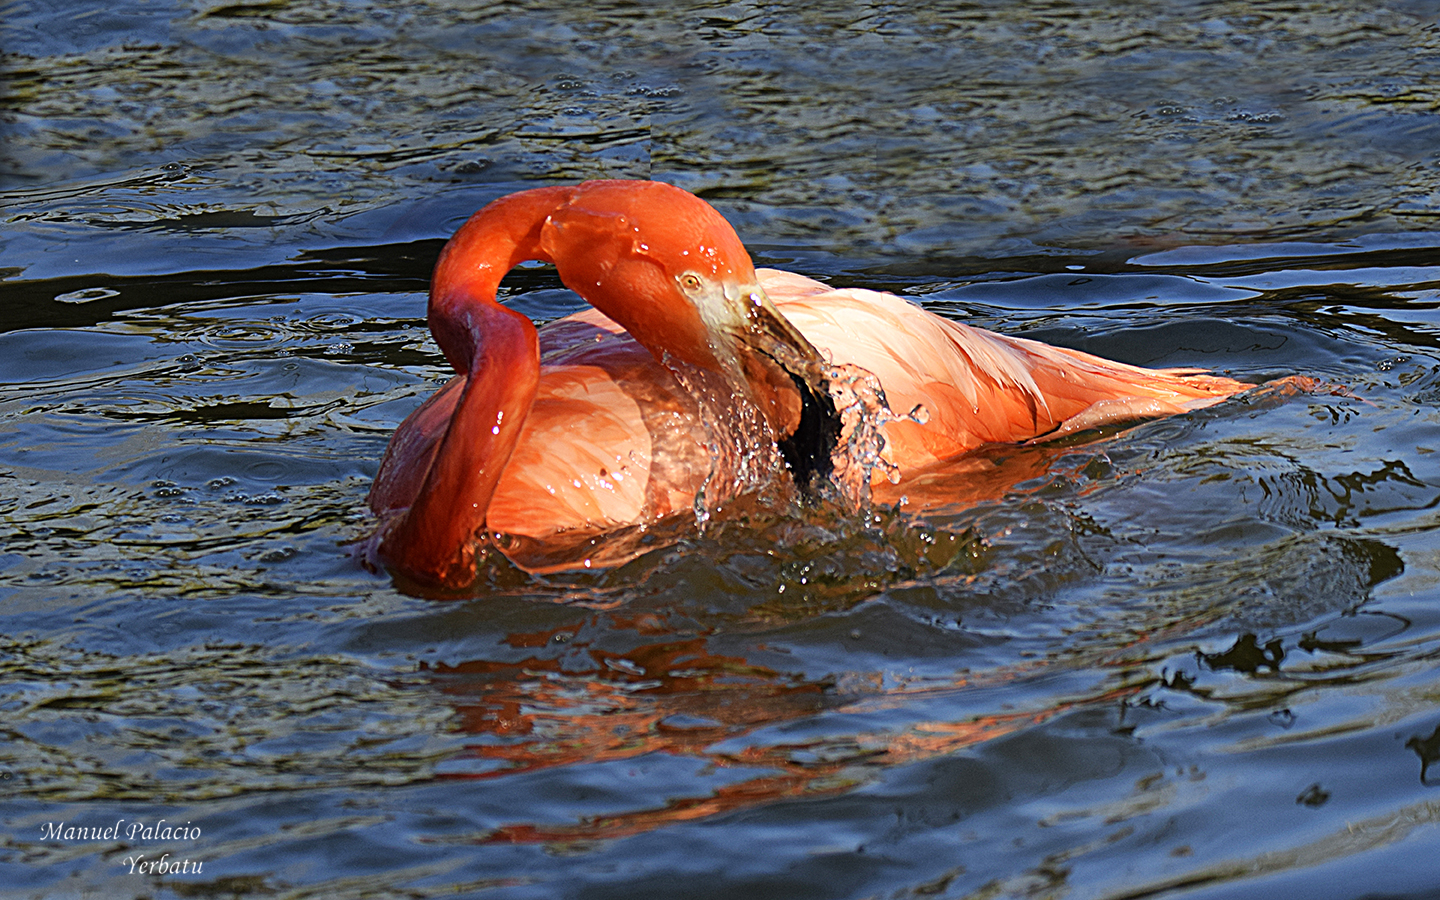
[679,273,704,293]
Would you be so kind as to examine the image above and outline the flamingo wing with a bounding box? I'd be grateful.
[371,267,1255,574]
[758,269,1249,473]
[371,313,710,570]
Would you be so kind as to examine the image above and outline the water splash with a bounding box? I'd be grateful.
[667,361,798,527]
[754,334,927,513]
[824,361,928,509]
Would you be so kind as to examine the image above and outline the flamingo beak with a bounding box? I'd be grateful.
[725,282,841,489]
[741,284,823,367]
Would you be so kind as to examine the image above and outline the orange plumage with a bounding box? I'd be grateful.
[368,181,1252,587]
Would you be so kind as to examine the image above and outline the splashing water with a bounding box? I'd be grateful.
[480,352,925,577]
[667,361,798,527]
[753,331,928,514]
[824,362,928,509]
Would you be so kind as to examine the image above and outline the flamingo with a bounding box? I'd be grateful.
[368,180,1252,588]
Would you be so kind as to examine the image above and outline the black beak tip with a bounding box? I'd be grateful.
[776,370,841,495]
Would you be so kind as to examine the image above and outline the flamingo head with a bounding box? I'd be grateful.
[540,180,833,451]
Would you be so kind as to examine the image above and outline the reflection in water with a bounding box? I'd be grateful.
[8,1,1440,893]
[428,620,1145,845]
[1202,633,1287,675]
[413,530,1406,848]
[1255,458,1440,529]
[1407,725,1440,786]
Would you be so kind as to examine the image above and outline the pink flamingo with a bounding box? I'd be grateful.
[369,180,1251,587]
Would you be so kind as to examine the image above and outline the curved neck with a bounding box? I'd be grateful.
[428,186,571,374]
[379,187,572,589]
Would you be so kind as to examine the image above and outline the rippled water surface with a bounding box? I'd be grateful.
[5,3,1440,898]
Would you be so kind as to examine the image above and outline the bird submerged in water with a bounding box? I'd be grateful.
[367,180,1254,588]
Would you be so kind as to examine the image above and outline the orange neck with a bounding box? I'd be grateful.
[378,187,571,589]
[428,186,571,375]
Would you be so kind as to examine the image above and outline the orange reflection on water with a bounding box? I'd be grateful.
[417,429,1245,844]
[427,619,1144,845]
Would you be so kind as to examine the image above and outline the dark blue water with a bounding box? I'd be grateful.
[5,3,1440,898]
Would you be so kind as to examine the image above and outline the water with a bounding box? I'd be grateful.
[5,2,1440,898]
